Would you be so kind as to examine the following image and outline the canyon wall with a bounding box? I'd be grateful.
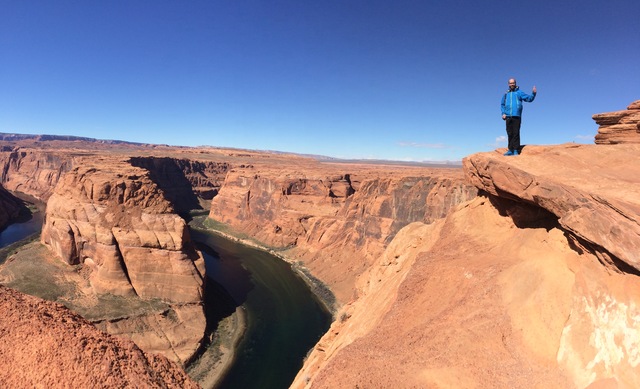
[0,148,209,304]
[0,146,229,365]
[0,184,24,229]
[3,110,640,388]
[0,147,72,201]
[293,143,640,389]
[41,159,205,303]
[208,165,477,303]
[129,156,230,211]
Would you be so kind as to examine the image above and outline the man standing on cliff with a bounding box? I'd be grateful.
[501,78,537,156]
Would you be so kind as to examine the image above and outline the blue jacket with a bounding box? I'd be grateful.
[501,87,536,117]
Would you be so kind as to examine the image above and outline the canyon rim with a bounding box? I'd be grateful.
[0,100,638,388]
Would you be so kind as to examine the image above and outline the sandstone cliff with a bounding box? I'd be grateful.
[0,147,216,304]
[0,147,72,201]
[129,156,230,211]
[594,100,640,144]
[3,123,640,388]
[0,145,226,366]
[0,285,199,388]
[41,159,205,303]
[0,184,24,230]
[464,143,640,273]
[293,143,640,389]
[208,165,477,303]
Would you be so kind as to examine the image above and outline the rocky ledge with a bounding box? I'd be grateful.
[293,142,640,388]
[464,143,640,272]
[594,100,640,144]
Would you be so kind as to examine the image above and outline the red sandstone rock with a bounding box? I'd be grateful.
[293,143,640,389]
[463,143,640,272]
[95,304,207,364]
[0,285,199,388]
[296,195,640,388]
[593,100,640,144]
[3,134,640,388]
[208,165,477,303]
[41,162,205,303]
[0,140,247,376]
[0,148,72,201]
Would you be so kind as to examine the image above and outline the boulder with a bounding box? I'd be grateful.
[593,100,640,144]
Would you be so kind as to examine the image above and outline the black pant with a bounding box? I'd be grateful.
[505,116,521,152]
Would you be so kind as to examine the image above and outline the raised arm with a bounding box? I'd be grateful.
[520,87,537,102]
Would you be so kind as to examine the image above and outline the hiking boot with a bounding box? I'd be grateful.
[504,150,513,156]
[513,150,519,156]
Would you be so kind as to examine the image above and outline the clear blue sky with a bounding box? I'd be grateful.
[1,1,639,161]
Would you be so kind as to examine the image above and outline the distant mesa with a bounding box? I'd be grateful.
[0,132,147,145]
[593,99,640,144]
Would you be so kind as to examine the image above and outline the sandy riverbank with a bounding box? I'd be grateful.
[186,306,247,388]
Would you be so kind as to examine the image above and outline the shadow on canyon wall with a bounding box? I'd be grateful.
[129,156,204,216]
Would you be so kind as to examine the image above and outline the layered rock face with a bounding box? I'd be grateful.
[0,148,72,200]
[0,285,199,388]
[1,146,211,304]
[0,144,214,366]
[94,303,208,364]
[594,100,640,144]
[38,157,208,365]
[4,133,639,388]
[209,165,477,302]
[293,143,640,389]
[41,159,205,302]
[464,143,640,272]
[129,156,230,211]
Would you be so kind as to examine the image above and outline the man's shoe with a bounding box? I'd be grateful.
[504,150,513,156]
[513,150,519,156]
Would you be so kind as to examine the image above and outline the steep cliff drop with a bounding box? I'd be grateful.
[2,100,639,389]
[208,163,477,306]
[0,145,219,368]
[0,184,25,230]
[292,141,640,388]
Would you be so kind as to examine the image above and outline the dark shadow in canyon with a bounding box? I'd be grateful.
[486,191,640,277]
[0,194,44,264]
[185,235,254,370]
[565,232,640,277]
[129,157,203,217]
[486,191,559,230]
